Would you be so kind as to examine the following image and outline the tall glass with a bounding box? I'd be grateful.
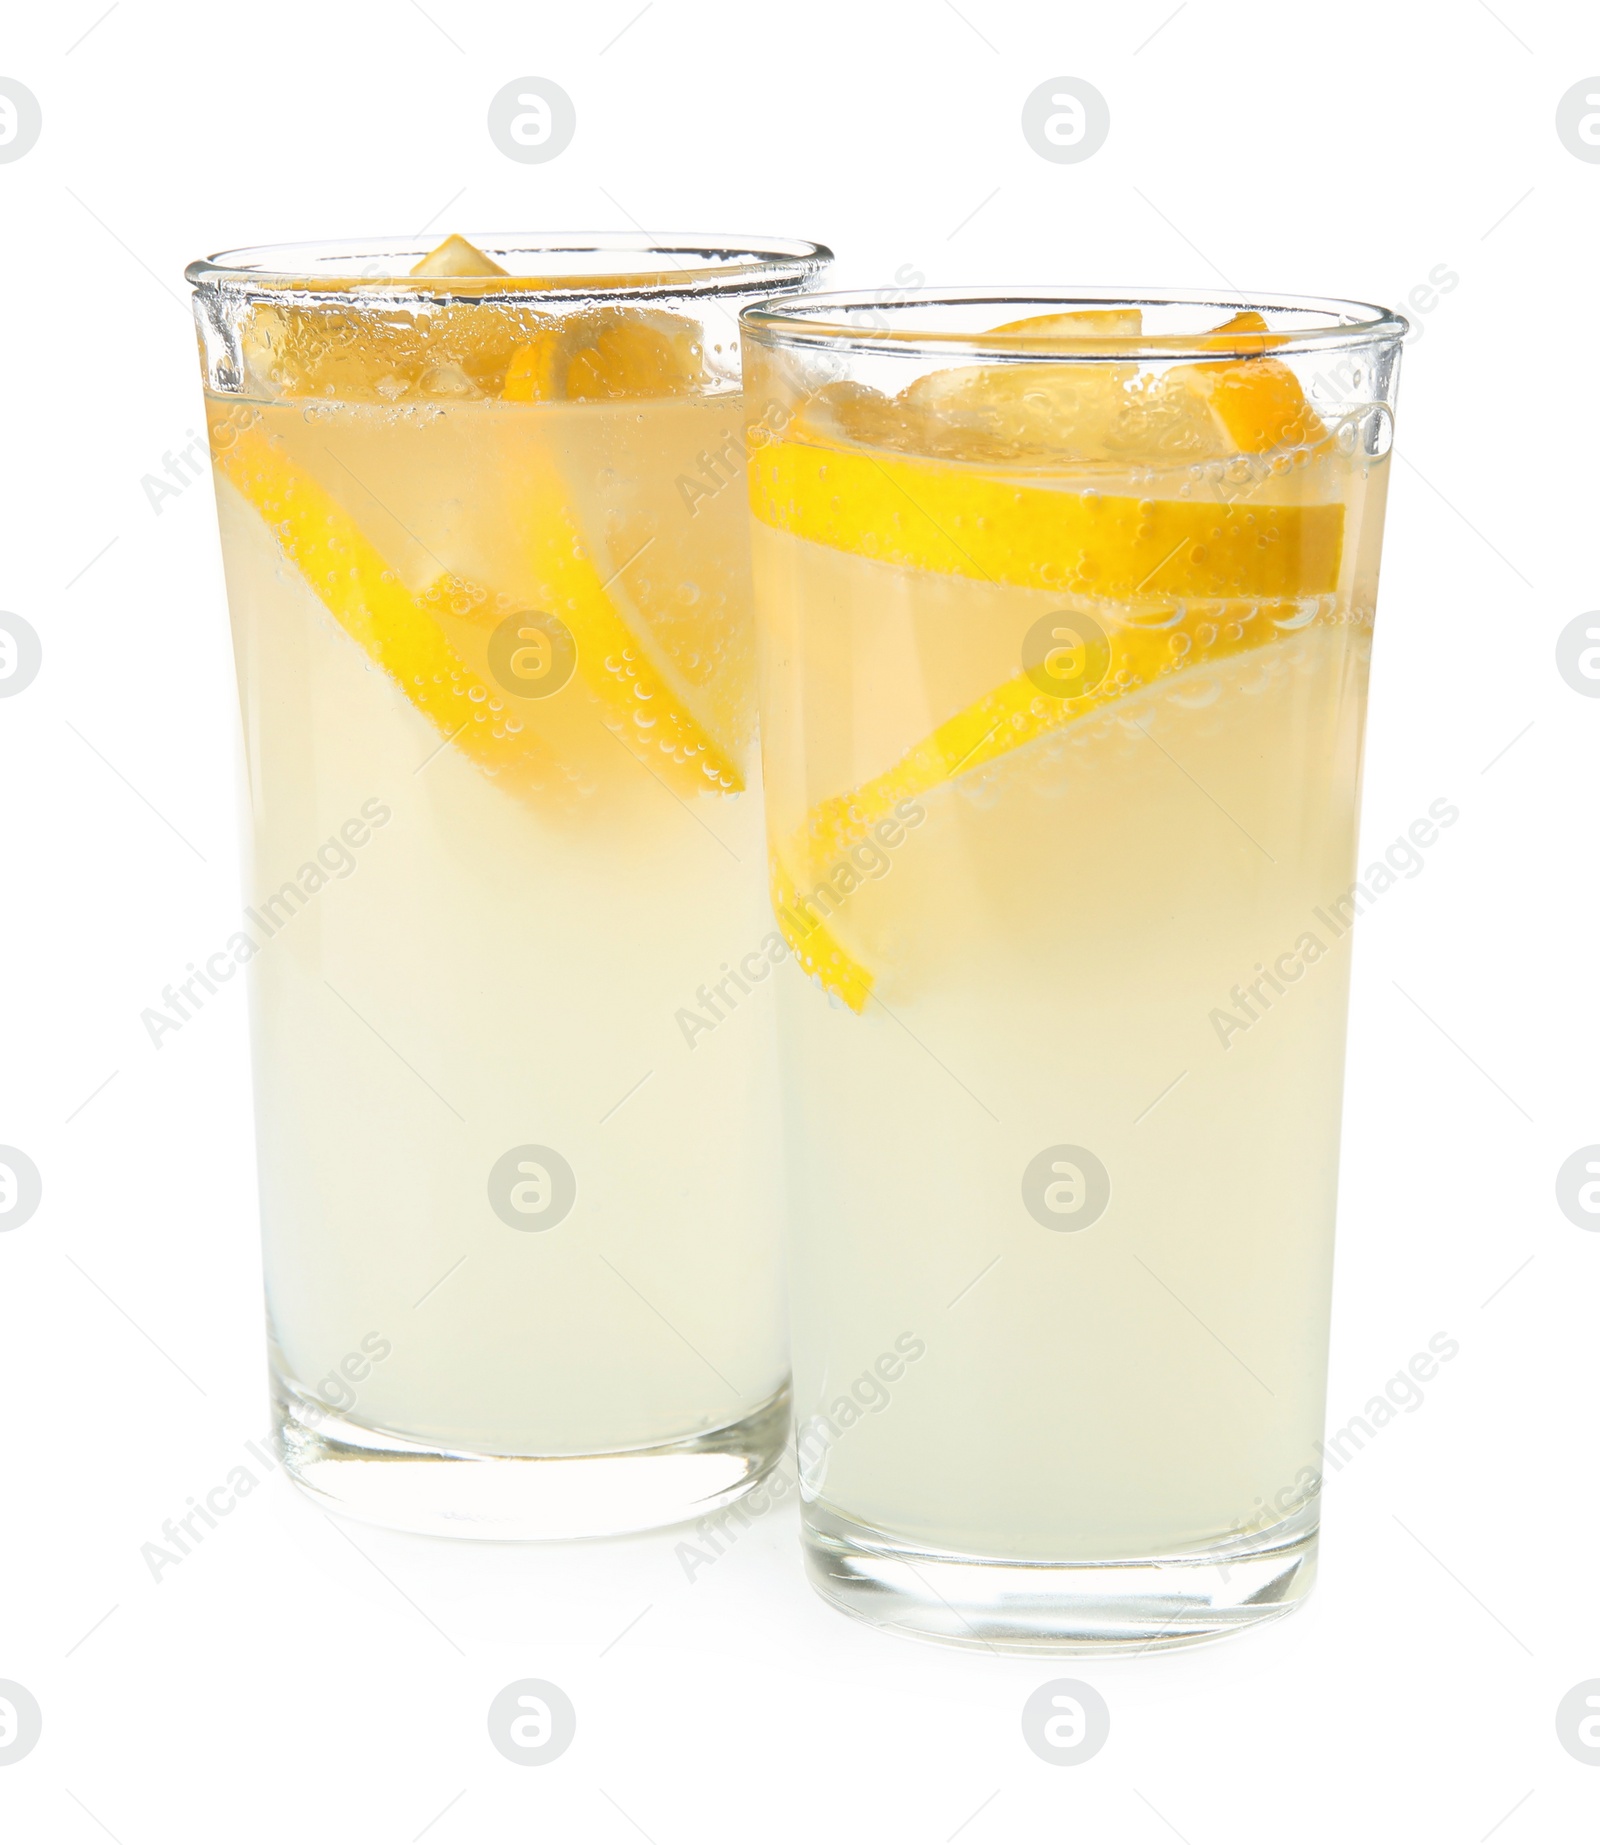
[188,234,829,1537]
[743,289,1405,1646]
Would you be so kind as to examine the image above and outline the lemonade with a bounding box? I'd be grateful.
[189,235,828,1536]
[743,292,1404,1644]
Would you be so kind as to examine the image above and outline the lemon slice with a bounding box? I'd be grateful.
[757,298,1345,1008]
[209,406,573,802]
[770,854,876,1012]
[1195,308,1283,352]
[751,441,1342,601]
[213,408,740,803]
[1175,310,1329,453]
[772,597,1302,1009]
[498,312,743,796]
[222,279,743,802]
[504,307,707,403]
[985,308,1145,341]
[505,444,744,796]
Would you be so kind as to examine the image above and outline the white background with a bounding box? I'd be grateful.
[1,1,1595,1838]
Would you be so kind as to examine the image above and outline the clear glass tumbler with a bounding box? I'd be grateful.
[742,288,1405,1647]
[188,233,829,1537]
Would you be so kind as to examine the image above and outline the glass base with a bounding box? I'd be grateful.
[802,1496,1318,1653]
[272,1367,792,1540]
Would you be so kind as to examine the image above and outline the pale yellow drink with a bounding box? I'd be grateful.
[192,235,827,1534]
[744,294,1402,1642]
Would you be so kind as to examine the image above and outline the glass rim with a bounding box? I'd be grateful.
[740,286,1410,360]
[184,233,833,302]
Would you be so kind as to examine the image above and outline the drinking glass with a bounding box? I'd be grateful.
[187,233,829,1537]
[742,288,1405,1646]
